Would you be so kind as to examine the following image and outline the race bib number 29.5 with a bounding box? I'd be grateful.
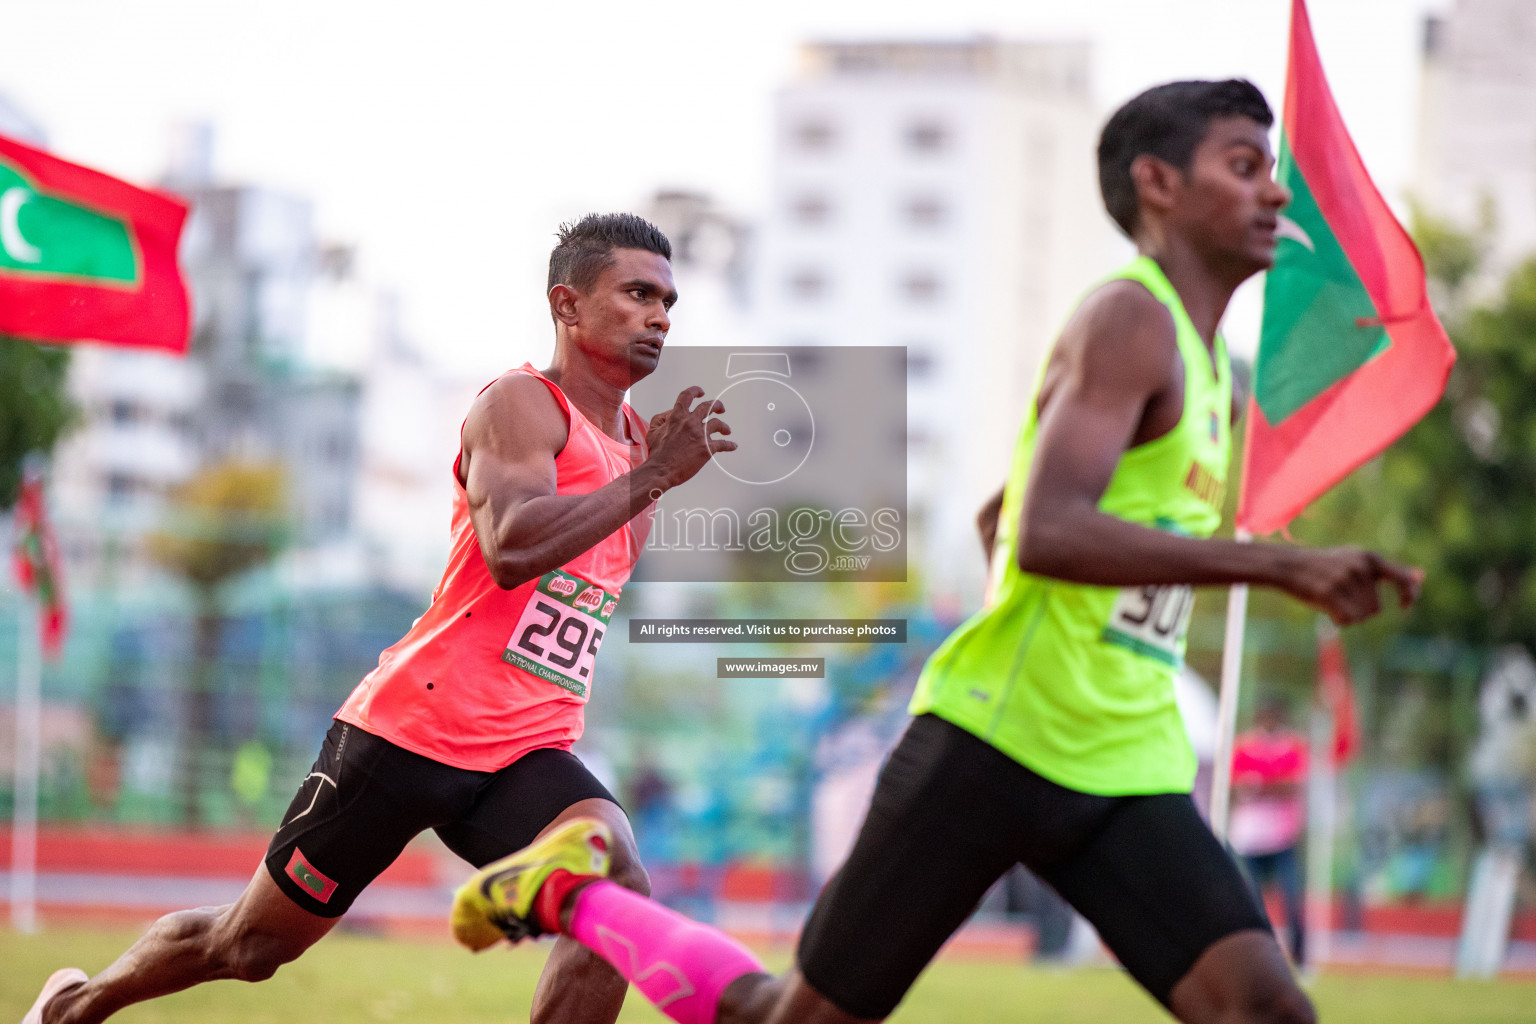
[1100,584,1193,666]
[502,569,620,698]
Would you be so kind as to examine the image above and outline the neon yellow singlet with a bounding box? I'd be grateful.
[909,256,1232,795]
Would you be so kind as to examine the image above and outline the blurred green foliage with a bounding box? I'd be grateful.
[0,336,75,509]
[148,459,289,592]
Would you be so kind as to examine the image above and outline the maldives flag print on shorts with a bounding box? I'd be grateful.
[285,848,339,904]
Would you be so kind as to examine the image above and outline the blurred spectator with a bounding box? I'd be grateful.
[1230,695,1308,966]
[627,753,677,863]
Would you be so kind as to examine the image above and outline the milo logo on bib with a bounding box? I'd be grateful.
[502,569,620,698]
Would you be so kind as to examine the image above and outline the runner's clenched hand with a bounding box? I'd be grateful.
[1278,546,1423,626]
[644,386,736,490]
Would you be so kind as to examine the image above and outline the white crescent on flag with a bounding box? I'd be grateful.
[1,186,43,263]
[1275,214,1315,252]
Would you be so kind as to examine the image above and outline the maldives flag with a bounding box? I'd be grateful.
[1236,0,1455,534]
[11,473,67,657]
[0,132,190,353]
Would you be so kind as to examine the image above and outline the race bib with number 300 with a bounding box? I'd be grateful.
[1100,584,1194,666]
[502,569,620,698]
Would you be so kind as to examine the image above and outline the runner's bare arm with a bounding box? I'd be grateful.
[461,375,734,590]
[1016,283,1420,626]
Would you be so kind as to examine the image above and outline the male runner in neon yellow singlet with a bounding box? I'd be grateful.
[449,80,1422,1024]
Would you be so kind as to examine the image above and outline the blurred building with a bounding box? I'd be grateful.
[756,40,1123,599]
[51,349,205,580]
[52,124,364,586]
[1416,0,1536,280]
[349,292,484,592]
[168,130,362,545]
[644,189,757,350]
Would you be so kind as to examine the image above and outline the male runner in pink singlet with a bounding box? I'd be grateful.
[22,213,736,1024]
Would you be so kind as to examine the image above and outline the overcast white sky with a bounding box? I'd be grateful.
[0,0,1447,372]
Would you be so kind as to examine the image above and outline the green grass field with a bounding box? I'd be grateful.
[4,927,1533,1023]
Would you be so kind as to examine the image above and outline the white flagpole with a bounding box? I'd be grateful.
[11,600,41,933]
[1210,529,1252,841]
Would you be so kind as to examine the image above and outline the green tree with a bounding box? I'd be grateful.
[149,460,288,826]
[0,337,75,509]
[1407,196,1493,319]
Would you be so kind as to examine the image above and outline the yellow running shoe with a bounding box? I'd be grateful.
[451,817,612,951]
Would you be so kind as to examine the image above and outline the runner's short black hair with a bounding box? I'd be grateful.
[1097,79,1273,238]
[547,213,672,295]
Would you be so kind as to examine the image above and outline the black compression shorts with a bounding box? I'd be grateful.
[264,720,617,916]
[797,714,1270,1018]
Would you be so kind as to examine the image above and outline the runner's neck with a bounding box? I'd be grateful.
[1137,241,1247,348]
[541,362,633,444]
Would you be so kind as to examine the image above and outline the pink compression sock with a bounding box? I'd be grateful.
[567,880,766,1024]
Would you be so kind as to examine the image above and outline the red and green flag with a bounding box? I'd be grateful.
[0,132,190,353]
[12,473,67,657]
[1236,0,1455,534]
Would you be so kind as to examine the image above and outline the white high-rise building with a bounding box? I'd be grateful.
[348,293,484,592]
[1415,0,1536,282]
[758,40,1123,598]
[645,190,757,352]
[51,124,366,586]
[51,348,204,585]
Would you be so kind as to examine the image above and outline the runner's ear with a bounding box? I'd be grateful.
[1130,154,1181,224]
[549,283,580,327]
